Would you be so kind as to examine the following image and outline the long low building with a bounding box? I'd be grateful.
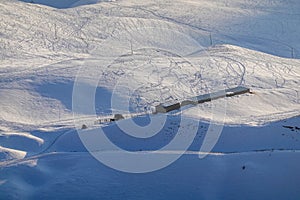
[155,102,181,113]
[155,86,250,113]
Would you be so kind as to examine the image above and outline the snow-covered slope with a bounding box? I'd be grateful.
[1,0,299,126]
[0,0,300,199]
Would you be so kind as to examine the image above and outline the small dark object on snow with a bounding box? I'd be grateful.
[242,166,246,170]
[283,125,300,132]
[283,125,294,129]
[114,114,124,121]
[81,124,88,129]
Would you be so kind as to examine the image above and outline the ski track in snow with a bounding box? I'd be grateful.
[2,149,300,169]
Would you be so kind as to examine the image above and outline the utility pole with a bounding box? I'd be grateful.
[54,23,58,40]
[130,40,133,55]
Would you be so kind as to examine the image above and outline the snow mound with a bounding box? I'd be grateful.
[0,146,27,161]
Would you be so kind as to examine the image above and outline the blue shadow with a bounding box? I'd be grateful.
[35,80,117,115]
[18,0,100,9]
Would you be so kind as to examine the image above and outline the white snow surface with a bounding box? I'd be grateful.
[0,0,300,199]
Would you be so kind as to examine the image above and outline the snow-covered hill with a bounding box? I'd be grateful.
[0,0,300,199]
